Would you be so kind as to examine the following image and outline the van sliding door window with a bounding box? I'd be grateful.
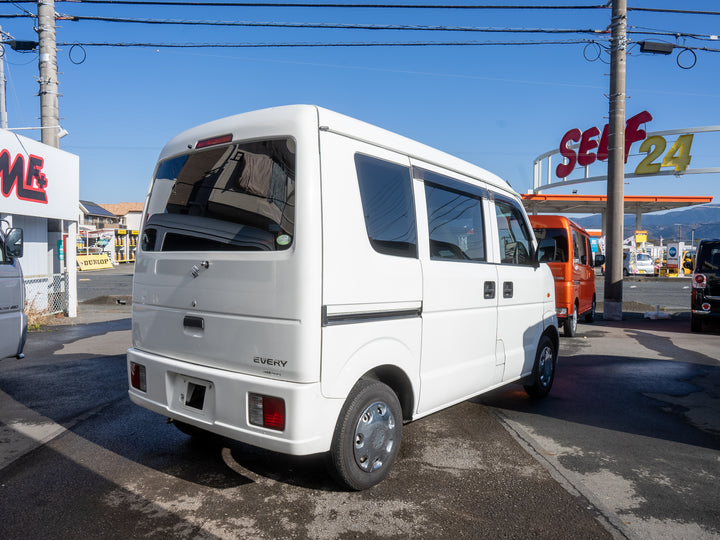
[533,228,568,263]
[495,199,534,265]
[572,230,587,265]
[141,139,296,252]
[423,182,486,262]
[355,154,417,258]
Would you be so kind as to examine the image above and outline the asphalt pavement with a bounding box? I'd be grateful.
[0,265,717,539]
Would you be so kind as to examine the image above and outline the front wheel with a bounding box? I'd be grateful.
[524,335,557,399]
[327,380,403,491]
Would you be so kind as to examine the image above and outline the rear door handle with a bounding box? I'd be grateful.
[503,281,513,298]
[484,281,496,299]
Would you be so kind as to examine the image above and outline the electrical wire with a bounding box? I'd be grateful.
[24,1,613,9]
[60,16,608,35]
[57,39,600,48]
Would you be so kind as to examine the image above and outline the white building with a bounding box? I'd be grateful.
[1,130,80,317]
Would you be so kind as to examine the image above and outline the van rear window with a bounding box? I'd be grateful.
[141,139,295,252]
[534,228,569,263]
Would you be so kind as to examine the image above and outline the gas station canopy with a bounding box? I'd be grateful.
[522,194,713,216]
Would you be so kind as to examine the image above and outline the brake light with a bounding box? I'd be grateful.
[693,273,707,289]
[248,393,285,431]
[196,134,233,149]
[130,362,147,392]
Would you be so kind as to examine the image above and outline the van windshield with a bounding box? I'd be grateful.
[533,227,569,263]
[142,138,296,252]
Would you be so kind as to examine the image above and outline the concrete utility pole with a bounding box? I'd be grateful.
[37,0,59,148]
[603,0,627,321]
[0,26,7,129]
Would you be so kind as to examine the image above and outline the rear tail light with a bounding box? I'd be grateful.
[693,273,707,289]
[130,362,147,392]
[248,393,285,431]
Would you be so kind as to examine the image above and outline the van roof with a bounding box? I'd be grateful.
[157,104,514,195]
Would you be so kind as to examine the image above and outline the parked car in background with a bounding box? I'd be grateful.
[691,239,720,332]
[0,221,26,360]
[531,215,604,337]
[623,251,655,276]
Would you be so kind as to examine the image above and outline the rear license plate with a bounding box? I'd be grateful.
[184,381,206,410]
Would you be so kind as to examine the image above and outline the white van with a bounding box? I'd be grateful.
[0,221,27,360]
[127,105,559,490]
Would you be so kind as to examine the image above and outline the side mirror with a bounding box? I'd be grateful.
[5,228,24,259]
[594,254,605,267]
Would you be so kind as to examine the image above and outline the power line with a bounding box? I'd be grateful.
[627,7,720,16]
[60,16,607,35]
[59,39,600,48]
[48,15,720,43]
[32,1,613,9]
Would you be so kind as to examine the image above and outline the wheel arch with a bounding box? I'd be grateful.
[543,323,560,355]
[360,365,415,422]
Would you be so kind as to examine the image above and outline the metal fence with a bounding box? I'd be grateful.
[24,273,68,316]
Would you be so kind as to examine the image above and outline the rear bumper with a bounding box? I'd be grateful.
[127,347,342,455]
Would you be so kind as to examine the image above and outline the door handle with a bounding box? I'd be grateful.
[484,281,496,299]
[503,281,513,298]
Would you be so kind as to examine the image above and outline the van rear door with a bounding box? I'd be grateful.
[132,137,322,384]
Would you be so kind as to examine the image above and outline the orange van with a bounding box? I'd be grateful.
[530,215,605,337]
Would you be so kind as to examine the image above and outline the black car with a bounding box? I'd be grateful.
[691,239,720,332]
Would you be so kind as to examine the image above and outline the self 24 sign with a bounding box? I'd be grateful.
[556,111,693,179]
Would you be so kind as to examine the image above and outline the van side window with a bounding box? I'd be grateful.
[424,182,485,262]
[495,199,534,265]
[572,230,587,265]
[355,154,417,258]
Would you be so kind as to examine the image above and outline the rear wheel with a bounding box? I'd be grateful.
[563,303,578,337]
[327,380,403,491]
[584,297,596,323]
[691,315,703,333]
[172,419,217,441]
[524,335,557,399]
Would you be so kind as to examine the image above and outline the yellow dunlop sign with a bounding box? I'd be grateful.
[77,254,113,271]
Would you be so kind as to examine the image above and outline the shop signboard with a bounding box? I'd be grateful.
[1,131,79,221]
[667,243,680,269]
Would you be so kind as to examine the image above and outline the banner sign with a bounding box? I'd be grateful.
[77,254,113,271]
[1,131,79,221]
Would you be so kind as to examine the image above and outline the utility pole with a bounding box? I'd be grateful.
[37,0,59,148]
[603,0,627,321]
[0,26,7,129]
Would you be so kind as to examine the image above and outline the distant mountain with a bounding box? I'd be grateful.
[573,204,720,244]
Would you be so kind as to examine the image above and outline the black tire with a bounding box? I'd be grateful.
[524,335,557,399]
[327,379,403,491]
[563,304,578,337]
[691,315,703,333]
[584,297,596,323]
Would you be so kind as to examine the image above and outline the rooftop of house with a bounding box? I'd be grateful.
[98,202,144,216]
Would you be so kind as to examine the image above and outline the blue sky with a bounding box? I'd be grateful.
[2,1,719,206]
